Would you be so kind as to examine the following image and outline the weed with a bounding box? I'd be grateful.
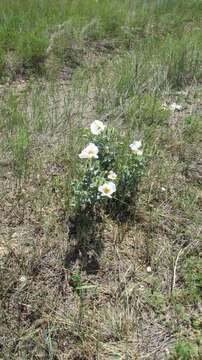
[8,126,30,182]
[172,255,202,305]
[70,122,145,223]
[169,340,201,360]
[0,91,25,132]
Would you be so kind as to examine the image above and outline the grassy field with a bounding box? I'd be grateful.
[0,1,202,359]
[0,0,202,81]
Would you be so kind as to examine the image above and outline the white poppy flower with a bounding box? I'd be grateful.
[146,266,152,273]
[98,181,116,198]
[129,140,143,155]
[90,120,106,135]
[169,102,182,112]
[79,143,99,159]
[107,171,117,180]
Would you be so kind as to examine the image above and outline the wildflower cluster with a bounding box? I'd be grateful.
[71,120,144,219]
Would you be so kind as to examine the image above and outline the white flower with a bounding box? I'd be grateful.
[90,120,106,135]
[129,140,143,155]
[169,102,182,112]
[79,143,99,159]
[98,181,116,198]
[107,171,117,180]
[146,266,152,273]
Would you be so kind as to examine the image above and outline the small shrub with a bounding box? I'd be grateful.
[70,120,145,224]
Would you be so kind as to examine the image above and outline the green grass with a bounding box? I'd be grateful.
[0,1,202,359]
[0,0,202,80]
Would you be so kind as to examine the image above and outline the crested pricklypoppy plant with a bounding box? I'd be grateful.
[71,120,145,221]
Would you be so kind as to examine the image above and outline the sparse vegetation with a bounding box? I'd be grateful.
[0,1,201,359]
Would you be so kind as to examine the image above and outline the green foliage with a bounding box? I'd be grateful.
[161,33,202,89]
[0,48,5,76]
[71,123,145,221]
[8,127,30,181]
[180,256,202,303]
[96,32,202,118]
[172,255,202,305]
[183,116,202,144]
[124,94,169,130]
[0,92,25,132]
[17,32,48,72]
[69,271,83,296]
[0,0,201,80]
[169,340,200,360]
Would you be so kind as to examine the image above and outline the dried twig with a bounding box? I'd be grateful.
[171,248,184,293]
[170,240,199,295]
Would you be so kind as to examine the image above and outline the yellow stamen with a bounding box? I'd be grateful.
[103,187,110,194]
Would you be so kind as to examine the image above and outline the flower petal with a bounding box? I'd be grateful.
[90,120,106,135]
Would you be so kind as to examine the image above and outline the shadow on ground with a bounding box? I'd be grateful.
[64,211,105,274]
